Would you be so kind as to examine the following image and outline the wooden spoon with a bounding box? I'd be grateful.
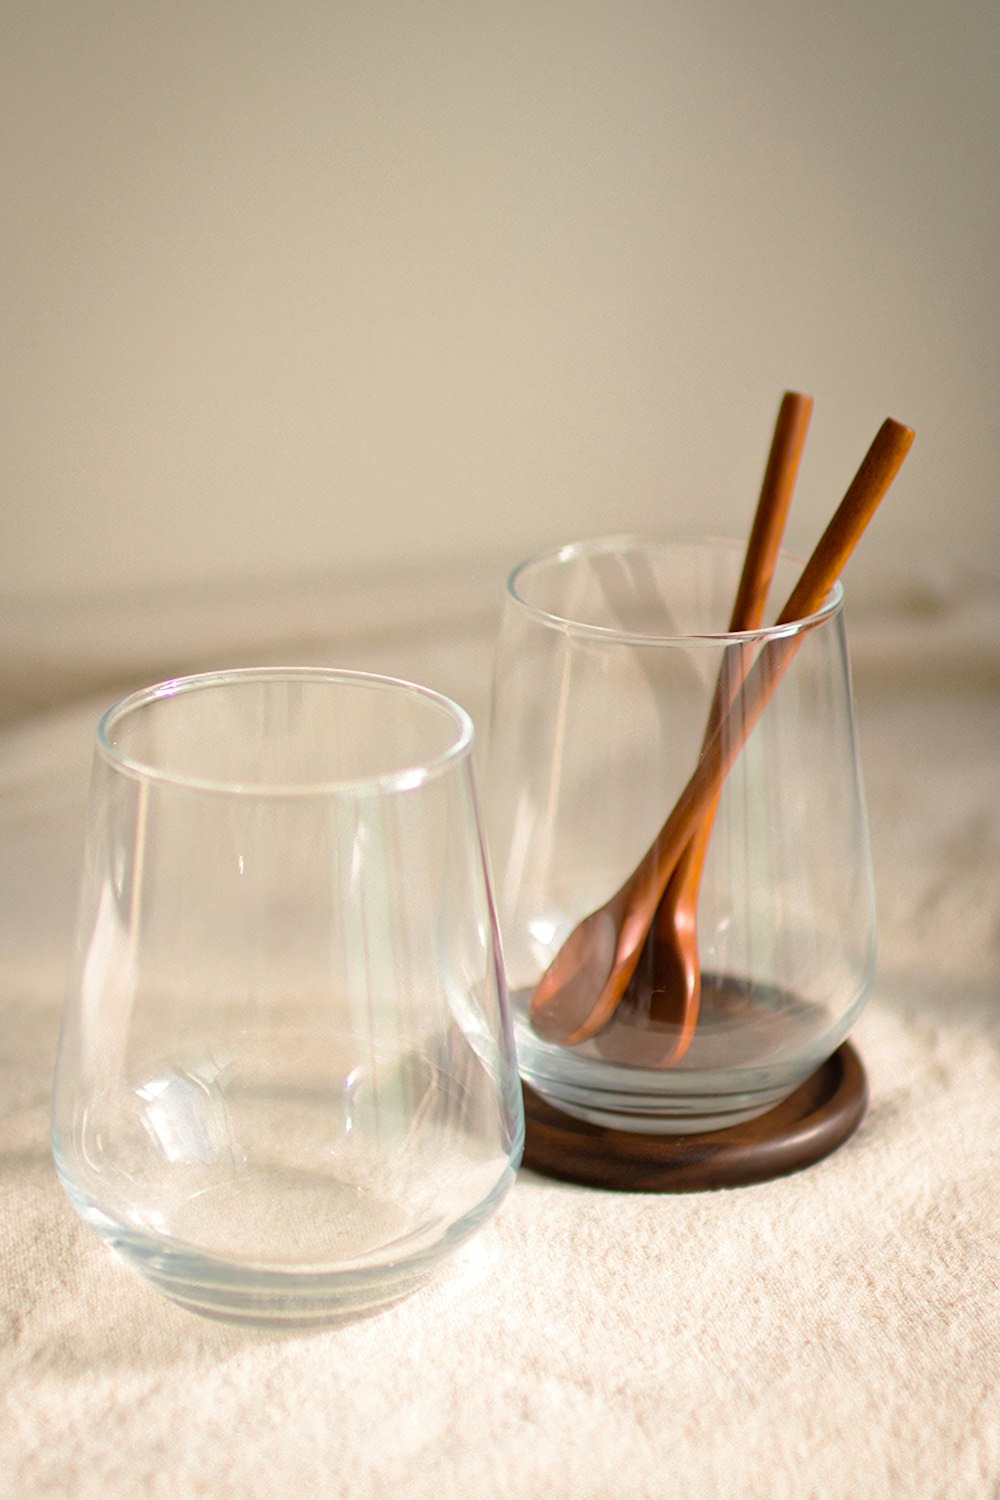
[530,416,915,1049]
[595,391,813,1067]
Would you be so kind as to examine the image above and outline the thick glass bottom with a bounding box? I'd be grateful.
[55,1162,519,1327]
[513,973,866,1135]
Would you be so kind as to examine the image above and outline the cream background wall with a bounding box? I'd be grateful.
[2,0,997,610]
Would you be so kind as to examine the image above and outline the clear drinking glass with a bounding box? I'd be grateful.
[484,536,877,1133]
[52,668,523,1325]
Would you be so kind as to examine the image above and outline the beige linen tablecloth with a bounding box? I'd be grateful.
[1,570,998,1499]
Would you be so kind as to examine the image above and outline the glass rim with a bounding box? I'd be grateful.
[95,666,475,796]
[505,533,845,644]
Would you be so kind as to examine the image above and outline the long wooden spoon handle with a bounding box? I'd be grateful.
[777,419,914,624]
[728,390,814,633]
[645,418,915,903]
[695,392,813,756]
[649,391,812,1060]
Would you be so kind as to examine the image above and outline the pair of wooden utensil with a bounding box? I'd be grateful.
[529,394,915,1066]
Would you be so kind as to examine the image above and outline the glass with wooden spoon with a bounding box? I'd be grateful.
[484,412,913,1135]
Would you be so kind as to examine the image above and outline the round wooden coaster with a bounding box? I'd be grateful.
[520,1041,867,1192]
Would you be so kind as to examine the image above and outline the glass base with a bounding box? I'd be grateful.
[513,973,864,1135]
[529,1084,792,1136]
[56,1164,518,1327]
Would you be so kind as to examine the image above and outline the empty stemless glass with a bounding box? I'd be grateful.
[52,668,523,1325]
[484,536,877,1134]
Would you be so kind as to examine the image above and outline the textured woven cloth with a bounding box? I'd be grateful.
[1,580,998,1499]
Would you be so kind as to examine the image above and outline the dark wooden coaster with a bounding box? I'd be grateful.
[520,1041,867,1192]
